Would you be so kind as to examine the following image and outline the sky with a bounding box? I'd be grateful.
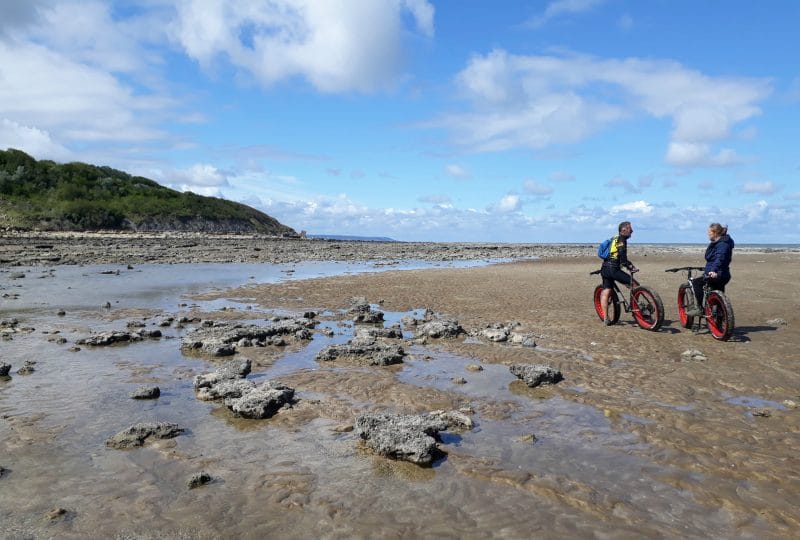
[1,0,798,244]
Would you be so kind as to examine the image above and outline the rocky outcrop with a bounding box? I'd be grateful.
[316,339,405,366]
[105,422,184,449]
[192,359,295,419]
[129,386,160,399]
[76,329,162,346]
[509,364,563,387]
[181,319,316,356]
[355,412,449,466]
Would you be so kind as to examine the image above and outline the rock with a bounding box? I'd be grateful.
[76,329,161,346]
[181,320,315,356]
[782,399,797,409]
[224,381,295,419]
[465,364,483,372]
[0,362,10,376]
[355,412,449,466]
[316,342,405,366]
[46,507,69,520]
[681,349,707,361]
[752,408,771,418]
[451,377,467,384]
[480,327,509,342]
[767,318,788,326]
[509,363,563,387]
[16,361,35,375]
[354,324,403,340]
[509,332,537,347]
[428,409,475,430]
[187,472,213,489]
[129,385,160,399]
[193,358,252,391]
[196,379,256,401]
[414,318,464,339]
[105,422,184,449]
[347,299,385,324]
[400,315,418,328]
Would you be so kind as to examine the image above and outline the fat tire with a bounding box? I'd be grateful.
[631,286,665,331]
[593,285,620,324]
[677,283,695,328]
[705,290,735,341]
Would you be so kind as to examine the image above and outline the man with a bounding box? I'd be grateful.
[599,221,638,325]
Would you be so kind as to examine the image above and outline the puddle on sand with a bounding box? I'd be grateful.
[0,266,749,538]
[724,395,787,411]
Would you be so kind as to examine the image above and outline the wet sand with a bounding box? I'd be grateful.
[1,236,799,539]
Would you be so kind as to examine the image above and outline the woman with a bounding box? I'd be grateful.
[687,223,734,315]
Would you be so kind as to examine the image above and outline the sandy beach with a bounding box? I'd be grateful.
[1,234,798,539]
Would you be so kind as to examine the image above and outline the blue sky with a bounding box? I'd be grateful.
[1,1,798,243]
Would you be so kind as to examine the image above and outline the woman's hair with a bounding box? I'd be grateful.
[709,223,728,236]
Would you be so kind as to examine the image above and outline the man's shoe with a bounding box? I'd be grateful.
[685,307,702,317]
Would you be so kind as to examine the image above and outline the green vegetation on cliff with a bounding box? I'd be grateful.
[0,148,297,235]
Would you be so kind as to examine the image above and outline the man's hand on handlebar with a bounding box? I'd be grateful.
[707,271,717,278]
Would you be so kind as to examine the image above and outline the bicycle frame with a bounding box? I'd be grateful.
[611,274,639,314]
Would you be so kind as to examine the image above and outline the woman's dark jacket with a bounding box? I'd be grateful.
[704,234,734,280]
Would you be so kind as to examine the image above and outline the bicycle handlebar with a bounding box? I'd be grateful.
[665,266,705,273]
[590,267,638,276]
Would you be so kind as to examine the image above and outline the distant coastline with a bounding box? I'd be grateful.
[307,234,397,242]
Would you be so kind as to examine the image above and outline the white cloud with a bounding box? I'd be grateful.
[665,142,741,167]
[609,200,654,215]
[527,0,605,28]
[248,191,797,243]
[523,180,554,197]
[0,118,72,161]
[442,50,769,166]
[180,186,224,198]
[741,181,779,195]
[445,164,470,178]
[497,194,521,212]
[170,0,435,93]
[171,164,229,188]
[0,0,433,163]
[419,194,452,204]
[0,36,171,160]
[402,0,435,37]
